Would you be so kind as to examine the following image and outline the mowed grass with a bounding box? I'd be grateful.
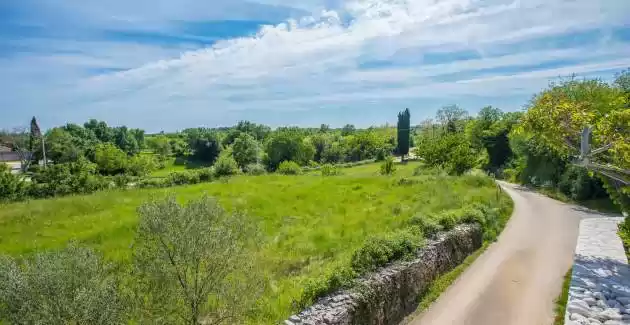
[0,162,507,323]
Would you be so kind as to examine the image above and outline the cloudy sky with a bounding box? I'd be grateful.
[1,0,629,131]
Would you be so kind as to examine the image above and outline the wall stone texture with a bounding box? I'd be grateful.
[284,224,483,325]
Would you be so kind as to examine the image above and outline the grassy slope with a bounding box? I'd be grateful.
[0,162,507,323]
[553,268,573,325]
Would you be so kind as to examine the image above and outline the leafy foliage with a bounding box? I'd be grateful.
[213,151,239,177]
[0,163,28,202]
[277,160,302,175]
[94,143,128,175]
[397,108,411,157]
[0,244,125,325]
[379,156,396,175]
[132,196,262,325]
[232,133,260,168]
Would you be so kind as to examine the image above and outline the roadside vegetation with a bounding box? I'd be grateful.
[0,162,511,323]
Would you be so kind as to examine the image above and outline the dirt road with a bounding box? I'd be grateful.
[407,182,605,325]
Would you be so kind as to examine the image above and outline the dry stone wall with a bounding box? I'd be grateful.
[284,224,483,325]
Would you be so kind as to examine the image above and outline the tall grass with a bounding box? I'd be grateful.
[0,162,510,323]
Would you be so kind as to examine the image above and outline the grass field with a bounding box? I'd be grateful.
[0,162,511,323]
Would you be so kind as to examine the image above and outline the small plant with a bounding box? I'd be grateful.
[244,163,266,175]
[277,161,302,175]
[321,164,340,176]
[379,157,396,175]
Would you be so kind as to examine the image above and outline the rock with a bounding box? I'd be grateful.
[616,297,630,305]
[571,313,589,322]
[568,304,594,318]
[597,308,622,321]
[284,321,296,325]
[584,297,597,306]
[602,321,624,325]
[289,315,301,322]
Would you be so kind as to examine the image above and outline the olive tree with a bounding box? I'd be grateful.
[132,196,263,325]
[0,244,126,325]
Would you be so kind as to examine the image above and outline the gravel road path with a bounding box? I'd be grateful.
[407,182,612,325]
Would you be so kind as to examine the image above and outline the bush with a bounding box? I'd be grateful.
[244,163,266,175]
[350,228,422,274]
[408,215,443,238]
[126,154,157,177]
[93,143,128,175]
[321,164,340,176]
[112,174,136,189]
[0,244,125,324]
[132,196,262,325]
[213,153,239,177]
[137,178,170,189]
[277,161,302,175]
[299,266,356,308]
[379,157,396,175]
[0,164,28,201]
[197,167,214,182]
[167,170,200,186]
[30,158,110,198]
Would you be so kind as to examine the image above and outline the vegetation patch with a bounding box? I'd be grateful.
[553,268,573,325]
[0,162,510,324]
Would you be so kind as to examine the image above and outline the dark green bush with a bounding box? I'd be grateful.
[137,178,170,189]
[277,161,302,175]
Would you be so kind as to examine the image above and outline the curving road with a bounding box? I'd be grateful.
[407,182,613,325]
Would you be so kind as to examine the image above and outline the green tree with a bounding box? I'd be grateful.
[396,108,411,159]
[264,130,313,170]
[132,196,261,325]
[232,133,260,168]
[0,163,28,201]
[147,135,172,157]
[437,105,468,133]
[186,129,222,164]
[84,119,114,143]
[341,124,356,136]
[45,128,83,163]
[113,127,140,155]
[94,143,128,175]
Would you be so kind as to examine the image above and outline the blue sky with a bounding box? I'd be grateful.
[1,0,629,132]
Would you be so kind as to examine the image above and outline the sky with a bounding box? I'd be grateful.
[1,0,629,132]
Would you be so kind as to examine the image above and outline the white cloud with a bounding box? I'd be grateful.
[3,0,630,129]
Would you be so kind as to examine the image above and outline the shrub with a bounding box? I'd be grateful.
[321,164,340,176]
[244,163,266,175]
[0,244,125,325]
[197,167,214,182]
[126,154,157,177]
[137,178,170,189]
[0,164,28,201]
[379,157,396,175]
[167,170,200,186]
[232,133,261,168]
[93,143,128,175]
[112,174,134,189]
[299,266,356,308]
[30,158,109,198]
[213,153,239,177]
[350,228,422,274]
[277,161,302,175]
[408,215,443,237]
[132,196,262,325]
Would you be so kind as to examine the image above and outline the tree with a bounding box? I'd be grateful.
[231,133,260,168]
[0,128,34,172]
[186,129,222,164]
[84,119,114,143]
[235,121,271,141]
[0,244,125,325]
[341,124,356,136]
[45,128,83,163]
[396,108,411,159]
[264,130,313,170]
[94,143,128,175]
[0,163,28,201]
[113,127,140,156]
[436,105,468,133]
[147,135,172,158]
[132,196,262,325]
[319,124,330,133]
